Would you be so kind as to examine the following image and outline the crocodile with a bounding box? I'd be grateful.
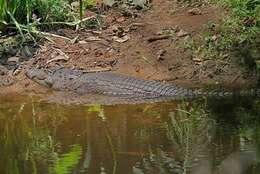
[25,67,259,103]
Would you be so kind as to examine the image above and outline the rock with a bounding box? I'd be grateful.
[20,46,33,58]
[157,49,166,61]
[7,56,20,63]
[0,65,8,75]
[5,46,18,56]
[0,76,13,86]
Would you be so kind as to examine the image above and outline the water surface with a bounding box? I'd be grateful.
[0,94,259,174]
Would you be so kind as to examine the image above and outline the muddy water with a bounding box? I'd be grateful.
[0,94,260,174]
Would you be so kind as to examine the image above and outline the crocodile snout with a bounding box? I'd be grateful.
[26,68,47,80]
[25,68,53,88]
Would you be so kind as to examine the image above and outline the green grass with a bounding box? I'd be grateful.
[0,0,98,52]
[217,0,260,67]
[0,0,70,27]
[187,0,260,72]
[166,103,215,172]
[0,0,97,35]
[214,0,259,48]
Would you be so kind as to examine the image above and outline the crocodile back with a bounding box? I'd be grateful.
[76,72,195,97]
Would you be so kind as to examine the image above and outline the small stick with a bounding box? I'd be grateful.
[127,22,146,28]
[159,77,179,82]
[147,35,172,42]
[231,73,241,83]
[64,50,81,53]
[84,68,112,73]
[37,16,96,27]
[34,31,72,41]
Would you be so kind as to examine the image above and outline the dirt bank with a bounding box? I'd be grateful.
[0,0,256,95]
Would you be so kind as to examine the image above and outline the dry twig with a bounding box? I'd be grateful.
[147,35,172,42]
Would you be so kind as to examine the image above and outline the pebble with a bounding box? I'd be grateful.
[0,65,8,75]
[20,46,33,58]
[157,49,166,61]
[7,56,20,63]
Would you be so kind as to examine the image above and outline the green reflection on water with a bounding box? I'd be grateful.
[54,144,82,174]
[0,95,259,174]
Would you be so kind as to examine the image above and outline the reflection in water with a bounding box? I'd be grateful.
[0,95,259,174]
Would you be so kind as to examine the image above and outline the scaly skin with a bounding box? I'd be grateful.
[26,67,260,102]
[25,67,195,98]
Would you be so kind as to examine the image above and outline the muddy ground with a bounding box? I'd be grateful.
[0,0,256,95]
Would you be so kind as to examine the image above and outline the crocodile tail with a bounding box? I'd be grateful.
[193,88,260,97]
[193,89,232,97]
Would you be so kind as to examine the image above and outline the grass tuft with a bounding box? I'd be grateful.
[184,0,259,75]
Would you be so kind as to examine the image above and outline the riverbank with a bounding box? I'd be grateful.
[0,0,257,95]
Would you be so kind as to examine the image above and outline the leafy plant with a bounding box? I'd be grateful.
[184,0,260,76]
[166,103,215,173]
[54,144,83,174]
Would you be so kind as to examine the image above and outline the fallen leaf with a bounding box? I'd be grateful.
[39,45,47,53]
[177,29,189,37]
[46,51,69,64]
[79,40,87,44]
[71,35,79,44]
[116,16,125,23]
[188,8,202,15]
[13,66,22,76]
[193,57,202,65]
[211,35,218,41]
[85,36,102,41]
[112,35,130,43]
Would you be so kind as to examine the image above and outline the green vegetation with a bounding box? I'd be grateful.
[186,0,260,73]
[0,0,71,27]
[0,0,258,74]
[0,0,96,41]
[54,144,82,174]
[166,103,215,173]
[1,94,260,173]
[0,102,57,174]
[0,98,86,174]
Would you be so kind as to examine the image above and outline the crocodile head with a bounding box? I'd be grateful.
[26,68,54,87]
